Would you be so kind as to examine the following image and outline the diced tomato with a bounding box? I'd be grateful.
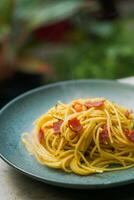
[73,103,83,112]
[125,129,134,143]
[68,118,83,133]
[38,128,44,143]
[53,120,63,134]
[85,100,104,109]
[100,126,109,143]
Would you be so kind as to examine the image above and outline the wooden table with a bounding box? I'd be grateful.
[0,77,134,200]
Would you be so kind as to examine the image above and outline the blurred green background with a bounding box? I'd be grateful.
[0,0,134,107]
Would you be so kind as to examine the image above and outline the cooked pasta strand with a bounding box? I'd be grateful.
[22,98,134,175]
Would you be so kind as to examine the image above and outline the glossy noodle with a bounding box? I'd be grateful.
[22,98,134,175]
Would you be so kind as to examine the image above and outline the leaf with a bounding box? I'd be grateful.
[89,21,115,38]
[0,0,14,25]
[16,56,54,75]
[0,0,13,40]
[0,25,10,41]
[15,0,83,31]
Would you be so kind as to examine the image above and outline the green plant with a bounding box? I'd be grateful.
[0,0,83,80]
[50,18,134,80]
[0,0,133,82]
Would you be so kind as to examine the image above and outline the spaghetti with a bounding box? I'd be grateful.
[22,98,134,175]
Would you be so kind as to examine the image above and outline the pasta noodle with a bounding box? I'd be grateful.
[22,98,134,175]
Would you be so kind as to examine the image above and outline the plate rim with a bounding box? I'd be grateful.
[0,79,134,189]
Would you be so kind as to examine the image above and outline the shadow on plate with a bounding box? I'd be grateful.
[8,168,134,200]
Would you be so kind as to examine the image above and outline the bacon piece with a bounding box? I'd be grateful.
[125,129,134,143]
[85,101,104,109]
[100,126,109,143]
[38,128,44,143]
[125,110,131,119]
[53,120,63,134]
[45,125,53,128]
[68,118,83,133]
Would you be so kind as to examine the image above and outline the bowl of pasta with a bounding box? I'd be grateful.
[0,80,134,189]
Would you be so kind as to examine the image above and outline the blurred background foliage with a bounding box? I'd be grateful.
[0,0,83,76]
[0,0,134,106]
[48,18,134,81]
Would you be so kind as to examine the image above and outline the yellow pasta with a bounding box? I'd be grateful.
[22,98,134,175]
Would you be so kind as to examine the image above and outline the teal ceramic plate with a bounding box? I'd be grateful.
[0,80,134,189]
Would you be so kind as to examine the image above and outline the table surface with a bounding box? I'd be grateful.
[1,77,134,200]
